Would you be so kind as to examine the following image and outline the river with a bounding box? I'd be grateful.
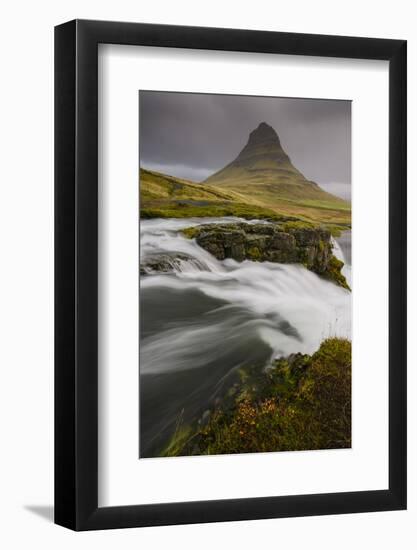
[139,217,351,457]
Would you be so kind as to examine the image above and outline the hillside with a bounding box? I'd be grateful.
[140,168,292,221]
[140,123,351,226]
[204,122,351,224]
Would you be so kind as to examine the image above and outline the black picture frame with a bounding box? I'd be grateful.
[55,19,407,531]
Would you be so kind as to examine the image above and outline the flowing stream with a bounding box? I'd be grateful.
[139,217,351,457]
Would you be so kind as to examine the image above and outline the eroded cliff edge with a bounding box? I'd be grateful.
[182,221,350,290]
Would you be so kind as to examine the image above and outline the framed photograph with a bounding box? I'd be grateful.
[55,19,406,530]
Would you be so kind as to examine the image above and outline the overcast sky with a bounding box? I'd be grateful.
[139,91,351,200]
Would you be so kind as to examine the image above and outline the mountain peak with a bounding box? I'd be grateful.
[204,122,302,186]
[234,122,288,167]
[248,122,281,147]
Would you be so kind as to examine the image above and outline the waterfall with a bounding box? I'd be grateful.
[332,234,352,288]
[139,218,351,456]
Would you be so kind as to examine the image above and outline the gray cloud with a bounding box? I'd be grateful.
[139,91,351,194]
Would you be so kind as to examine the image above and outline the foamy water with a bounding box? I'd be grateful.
[139,217,351,456]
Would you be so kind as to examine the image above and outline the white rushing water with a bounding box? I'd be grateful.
[140,218,351,374]
[332,236,352,288]
[139,217,352,455]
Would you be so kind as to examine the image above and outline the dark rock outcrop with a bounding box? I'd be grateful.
[182,222,350,289]
[140,251,207,275]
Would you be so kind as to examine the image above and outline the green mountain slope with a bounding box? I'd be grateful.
[204,122,350,223]
[140,168,287,220]
[140,123,351,226]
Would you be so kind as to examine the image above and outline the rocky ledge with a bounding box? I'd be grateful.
[182,221,350,289]
[140,251,207,275]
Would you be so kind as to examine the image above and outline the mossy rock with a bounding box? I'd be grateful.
[181,221,349,290]
[181,226,201,239]
[246,246,262,260]
[320,255,350,290]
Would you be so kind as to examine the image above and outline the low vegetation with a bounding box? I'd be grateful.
[140,203,290,222]
[162,338,352,456]
[140,168,351,227]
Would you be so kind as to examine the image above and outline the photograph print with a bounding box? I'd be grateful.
[139,91,352,459]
